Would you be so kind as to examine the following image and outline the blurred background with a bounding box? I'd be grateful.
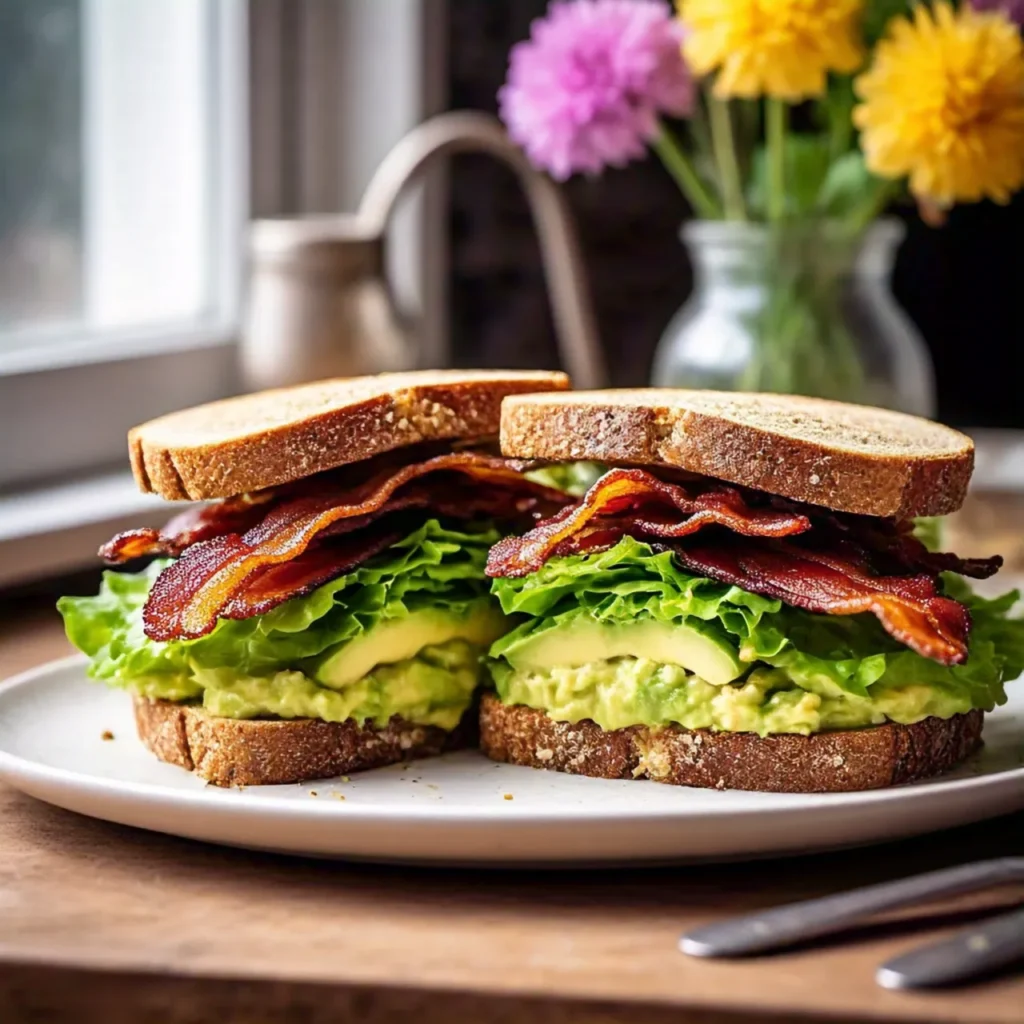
[1,0,1022,590]
[445,3,1024,419]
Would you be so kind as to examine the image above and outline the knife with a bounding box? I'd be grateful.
[876,906,1024,989]
[680,858,1024,958]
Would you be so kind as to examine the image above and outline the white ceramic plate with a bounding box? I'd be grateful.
[1,656,1022,866]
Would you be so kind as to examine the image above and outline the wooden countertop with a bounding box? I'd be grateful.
[2,604,1023,1024]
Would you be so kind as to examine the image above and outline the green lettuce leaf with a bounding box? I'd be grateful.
[488,537,1023,715]
[491,536,783,661]
[60,559,194,691]
[523,461,605,497]
[59,519,499,688]
[912,516,943,552]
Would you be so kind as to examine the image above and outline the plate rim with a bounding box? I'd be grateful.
[2,656,1023,828]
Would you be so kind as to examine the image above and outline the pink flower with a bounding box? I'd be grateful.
[499,0,694,180]
[972,0,1024,24]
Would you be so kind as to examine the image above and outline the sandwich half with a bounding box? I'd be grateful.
[59,370,573,785]
[482,390,1024,793]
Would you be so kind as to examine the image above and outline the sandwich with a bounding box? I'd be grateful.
[481,390,1024,793]
[58,370,574,786]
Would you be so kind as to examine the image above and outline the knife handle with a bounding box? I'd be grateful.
[876,906,1024,989]
[680,858,1024,958]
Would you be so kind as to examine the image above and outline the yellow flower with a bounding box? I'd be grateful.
[679,0,864,100]
[854,3,1024,206]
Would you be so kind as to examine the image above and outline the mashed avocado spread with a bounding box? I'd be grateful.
[487,536,1024,736]
[135,637,491,730]
[59,520,508,730]
[489,652,971,736]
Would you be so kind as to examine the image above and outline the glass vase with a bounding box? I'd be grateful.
[650,219,936,417]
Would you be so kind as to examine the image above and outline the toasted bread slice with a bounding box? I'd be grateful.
[479,694,982,793]
[500,390,973,518]
[130,369,570,500]
[134,696,476,787]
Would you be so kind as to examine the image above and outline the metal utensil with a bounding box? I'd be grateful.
[680,858,1024,958]
[876,906,1024,989]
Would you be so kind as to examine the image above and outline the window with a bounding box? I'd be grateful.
[0,0,438,587]
[0,0,244,488]
[0,0,82,338]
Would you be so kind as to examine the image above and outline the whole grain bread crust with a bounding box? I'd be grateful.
[133,696,475,787]
[500,390,974,518]
[130,370,569,501]
[478,694,982,793]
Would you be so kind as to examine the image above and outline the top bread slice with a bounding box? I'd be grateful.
[131,369,569,500]
[500,389,974,519]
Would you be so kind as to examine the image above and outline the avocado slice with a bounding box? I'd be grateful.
[315,603,509,689]
[503,617,744,686]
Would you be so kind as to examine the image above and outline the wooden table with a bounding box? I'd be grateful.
[2,603,1022,1024]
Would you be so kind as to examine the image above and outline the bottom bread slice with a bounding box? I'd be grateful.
[479,693,983,793]
[134,696,473,787]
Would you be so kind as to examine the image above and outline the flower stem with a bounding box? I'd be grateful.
[652,122,721,220]
[848,177,900,233]
[708,97,747,221]
[689,93,715,167]
[767,98,787,222]
[824,86,854,163]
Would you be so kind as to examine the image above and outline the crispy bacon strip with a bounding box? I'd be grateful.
[670,539,971,664]
[485,468,812,577]
[219,525,404,622]
[104,484,547,565]
[765,499,1002,580]
[99,495,276,563]
[485,468,1002,665]
[144,524,403,637]
[141,453,569,642]
[523,516,999,590]
[103,453,565,565]
[842,522,1002,580]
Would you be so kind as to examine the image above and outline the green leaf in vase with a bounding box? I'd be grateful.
[818,151,876,217]
[749,134,831,218]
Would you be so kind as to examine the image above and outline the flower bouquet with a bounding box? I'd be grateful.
[499,0,1024,411]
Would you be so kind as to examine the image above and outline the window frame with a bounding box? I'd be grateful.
[0,0,445,586]
[0,0,247,489]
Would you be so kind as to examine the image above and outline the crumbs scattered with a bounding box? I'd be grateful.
[503,793,514,801]
[310,791,318,798]
[101,730,115,741]
[341,776,351,783]
[332,793,346,801]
